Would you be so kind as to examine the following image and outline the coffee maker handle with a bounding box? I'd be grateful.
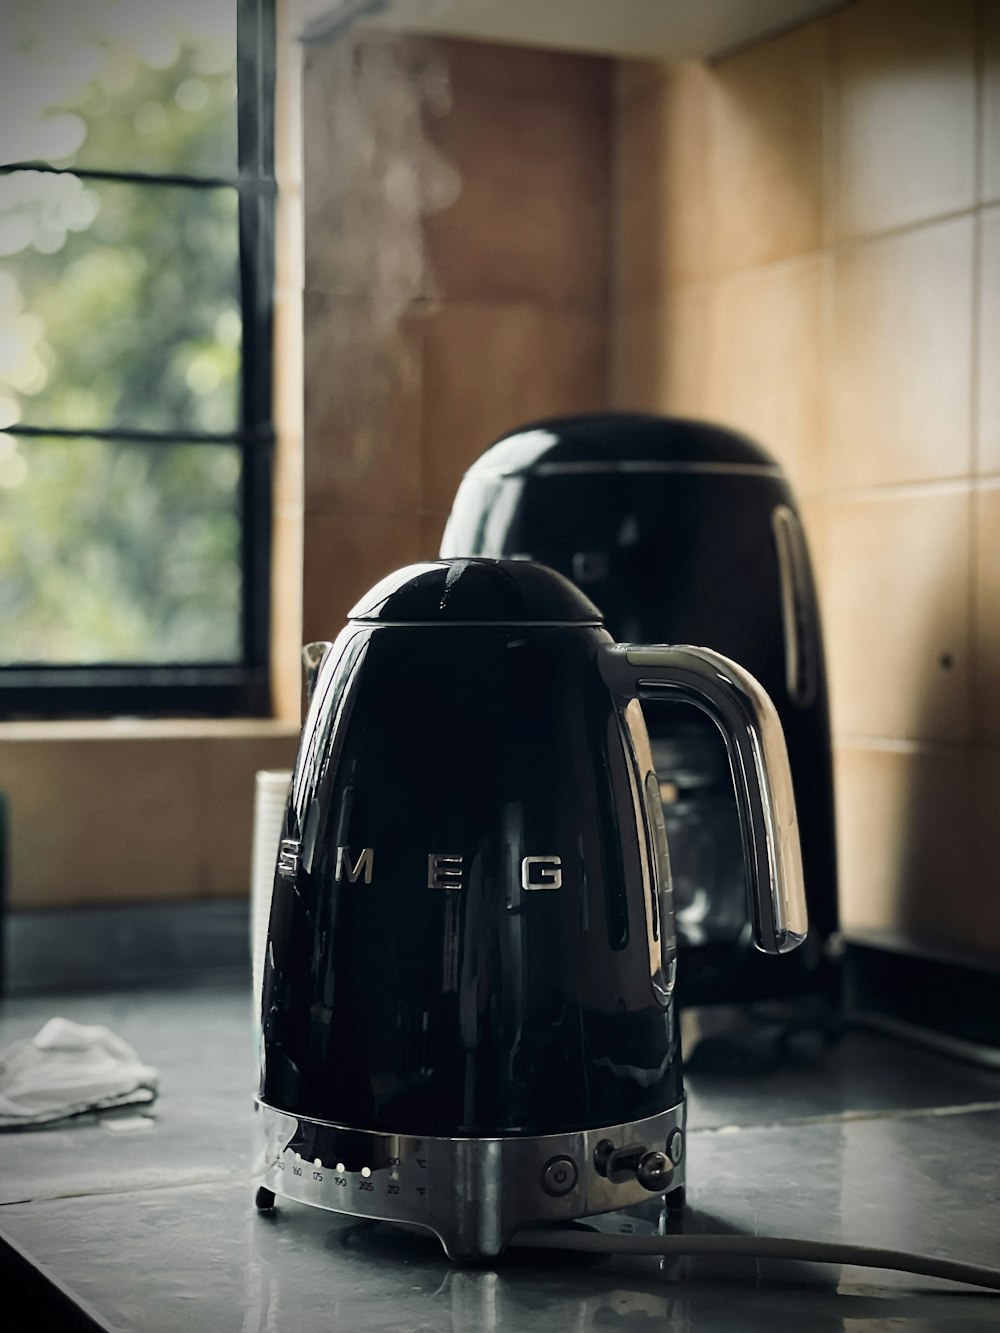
[597,643,808,955]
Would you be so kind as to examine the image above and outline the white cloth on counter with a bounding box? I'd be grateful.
[0,1017,159,1129]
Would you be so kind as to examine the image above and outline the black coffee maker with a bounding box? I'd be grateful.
[440,415,840,1017]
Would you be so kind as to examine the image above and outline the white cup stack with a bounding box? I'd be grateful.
[250,769,293,1018]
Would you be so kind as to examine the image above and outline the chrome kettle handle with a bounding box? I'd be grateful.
[597,643,807,955]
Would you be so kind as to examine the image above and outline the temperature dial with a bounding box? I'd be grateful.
[594,1139,675,1192]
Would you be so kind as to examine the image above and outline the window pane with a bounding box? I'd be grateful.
[0,0,237,177]
[0,172,240,433]
[0,436,243,664]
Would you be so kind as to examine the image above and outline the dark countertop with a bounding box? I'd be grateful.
[2,983,1000,1331]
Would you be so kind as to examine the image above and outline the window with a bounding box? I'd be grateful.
[0,0,275,717]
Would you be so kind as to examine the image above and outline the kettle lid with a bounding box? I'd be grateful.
[348,558,603,625]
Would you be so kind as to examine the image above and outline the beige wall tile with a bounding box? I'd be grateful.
[979,208,1000,474]
[657,285,712,421]
[0,730,302,909]
[303,292,423,517]
[302,36,452,300]
[974,483,1000,739]
[0,739,203,908]
[300,27,437,80]
[825,489,971,742]
[616,59,666,107]
[831,0,976,239]
[614,62,712,302]
[835,743,974,948]
[612,284,712,417]
[420,300,607,513]
[420,512,449,559]
[614,78,668,310]
[423,85,611,310]
[302,510,423,644]
[708,22,826,274]
[706,257,825,500]
[441,36,611,107]
[829,218,975,488]
[799,497,828,612]
[983,0,1000,204]
[202,734,300,898]
[611,301,670,412]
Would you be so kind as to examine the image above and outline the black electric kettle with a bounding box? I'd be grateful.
[255,558,806,1259]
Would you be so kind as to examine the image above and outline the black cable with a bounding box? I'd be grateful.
[509,1230,1000,1292]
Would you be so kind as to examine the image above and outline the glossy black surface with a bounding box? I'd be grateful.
[261,575,681,1137]
[348,557,603,624]
[441,414,840,1009]
[455,412,777,469]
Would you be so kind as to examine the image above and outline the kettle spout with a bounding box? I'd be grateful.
[302,641,334,704]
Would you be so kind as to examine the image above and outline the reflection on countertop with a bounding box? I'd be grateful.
[1,983,1000,1331]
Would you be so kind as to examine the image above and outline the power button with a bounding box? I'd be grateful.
[540,1155,578,1197]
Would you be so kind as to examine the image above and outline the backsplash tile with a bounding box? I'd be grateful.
[831,0,976,239]
[302,510,423,643]
[423,81,611,310]
[302,291,423,517]
[835,743,974,946]
[420,299,607,512]
[978,207,1000,474]
[611,300,671,413]
[0,739,202,908]
[302,36,441,301]
[707,22,827,275]
[440,36,611,107]
[614,61,712,299]
[707,256,825,499]
[612,283,712,418]
[825,489,972,742]
[829,218,974,489]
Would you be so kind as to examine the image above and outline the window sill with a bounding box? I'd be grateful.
[0,716,301,743]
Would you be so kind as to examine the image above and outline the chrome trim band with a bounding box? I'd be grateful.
[531,461,783,478]
[347,619,602,628]
[255,1099,686,1260]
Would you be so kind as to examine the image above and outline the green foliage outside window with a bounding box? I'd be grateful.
[0,0,248,666]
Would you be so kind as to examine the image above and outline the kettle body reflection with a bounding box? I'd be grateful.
[257,558,806,1259]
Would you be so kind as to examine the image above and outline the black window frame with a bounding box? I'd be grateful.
[0,0,276,719]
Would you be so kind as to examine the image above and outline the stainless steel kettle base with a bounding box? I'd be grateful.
[254,1099,686,1260]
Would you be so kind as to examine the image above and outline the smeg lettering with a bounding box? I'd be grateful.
[320,847,563,891]
[335,845,373,885]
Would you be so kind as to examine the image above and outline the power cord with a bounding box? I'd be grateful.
[509,1229,1000,1292]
